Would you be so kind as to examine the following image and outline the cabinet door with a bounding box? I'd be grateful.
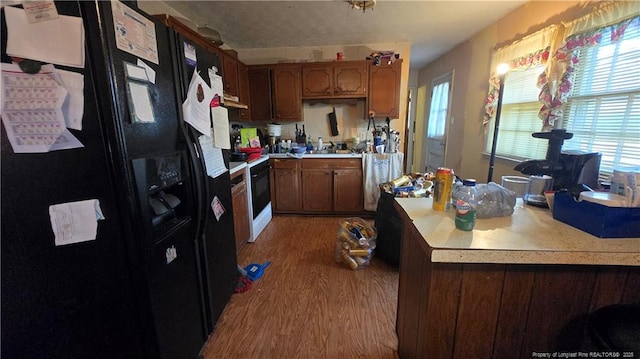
[248,66,272,121]
[238,61,251,121]
[222,54,239,97]
[272,64,302,121]
[301,169,333,212]
[302,64,333,99]
[231,181,250,253]
[334,61,367,98]
[271,168,300,212]
[368,59,403,119]
[333,168,364,212]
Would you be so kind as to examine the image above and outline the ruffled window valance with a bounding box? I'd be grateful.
[540,0,638,130]
[484,1,639,132]
[550,15,639,112]
[483,25,559,128]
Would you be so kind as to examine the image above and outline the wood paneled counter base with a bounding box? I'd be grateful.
[394,198,640,359]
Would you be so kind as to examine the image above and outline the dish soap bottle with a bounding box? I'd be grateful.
[455,179,477,231]
[306,135,314,152]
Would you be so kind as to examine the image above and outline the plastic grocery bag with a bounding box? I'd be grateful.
[335,217,378,270]
[475,182,516,218]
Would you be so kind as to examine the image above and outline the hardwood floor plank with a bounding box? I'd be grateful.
[201,216,400,358]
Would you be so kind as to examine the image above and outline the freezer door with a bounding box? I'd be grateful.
[173,32,239,334]
[1,3,145,357]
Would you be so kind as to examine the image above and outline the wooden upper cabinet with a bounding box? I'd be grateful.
[222,53,239,97]
[367,59,403,119]
[238,61,251,121]
[248,66,272,122]
[272,64,302,121]
[155,14,211,51]
[302,61,367,99]
[333,61,367,98]
[302,64,333,98]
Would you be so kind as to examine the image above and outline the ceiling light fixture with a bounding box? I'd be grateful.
[347,0,376,13]
[197,25,224,46]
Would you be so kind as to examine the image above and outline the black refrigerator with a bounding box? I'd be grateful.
[1,1,237,358]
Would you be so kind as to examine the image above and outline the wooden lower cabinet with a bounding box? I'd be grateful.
[270,158,301,213]
[271,158,363,214]
[301,169,332,212]
[231,169,250,253]
[333,168,363,212]
[395,206,640,359]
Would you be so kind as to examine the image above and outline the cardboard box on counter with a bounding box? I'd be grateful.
[553,191,640,238]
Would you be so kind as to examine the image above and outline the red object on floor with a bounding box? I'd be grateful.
[234,276,253,293]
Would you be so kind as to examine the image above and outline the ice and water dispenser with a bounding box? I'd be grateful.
[132,152,193,240]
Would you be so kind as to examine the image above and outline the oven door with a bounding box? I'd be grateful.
[250,160,271,219]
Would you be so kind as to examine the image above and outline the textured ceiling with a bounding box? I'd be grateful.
[158,1,527,70]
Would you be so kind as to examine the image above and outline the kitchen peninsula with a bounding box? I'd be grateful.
[394,198,639,359]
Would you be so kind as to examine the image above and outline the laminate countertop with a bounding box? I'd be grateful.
[268,153,363,159]
[394,197,640,266]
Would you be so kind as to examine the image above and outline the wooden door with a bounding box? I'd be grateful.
[222,54,239,97]
[425,72,452,173]
[231,178,250,252]
[248,66,272,121]
[333,168,363,212]
[301,169,332,212]
[270,159,300,213]
[272,64,302,121]
[302,63,333,99]
[368,59,402,119]
[238,61,251,121]
[334,61,367,98]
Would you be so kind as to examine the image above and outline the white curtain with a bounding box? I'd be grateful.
[490,25,560,75]
[562,0,639,38]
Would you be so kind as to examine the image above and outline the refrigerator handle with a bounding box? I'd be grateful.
[182,125,207,241]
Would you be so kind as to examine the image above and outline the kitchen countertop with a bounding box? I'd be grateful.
[269,153,363,159]
[229,161,247,174]
[395,197,640,266]
[247,155,269,168]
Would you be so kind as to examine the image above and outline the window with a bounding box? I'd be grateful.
[485,10,639,182]
[561,19,640,179]
[484,65,548,160]
[425,73,452,173]
[483,26,558,162]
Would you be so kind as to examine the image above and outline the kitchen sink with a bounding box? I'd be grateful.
[306,149,337,154]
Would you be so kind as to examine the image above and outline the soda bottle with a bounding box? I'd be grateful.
[455,179,477,231]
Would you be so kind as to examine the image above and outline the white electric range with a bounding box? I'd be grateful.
[232,155,272,242]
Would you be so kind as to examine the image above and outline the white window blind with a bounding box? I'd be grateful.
[485,65,548,160]
[562,24,640,179]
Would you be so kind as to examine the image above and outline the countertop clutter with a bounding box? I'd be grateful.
[395,197,640,266]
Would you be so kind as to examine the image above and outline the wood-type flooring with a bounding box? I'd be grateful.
[200,215,400,359]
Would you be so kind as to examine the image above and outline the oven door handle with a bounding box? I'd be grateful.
[251,169,270,179]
